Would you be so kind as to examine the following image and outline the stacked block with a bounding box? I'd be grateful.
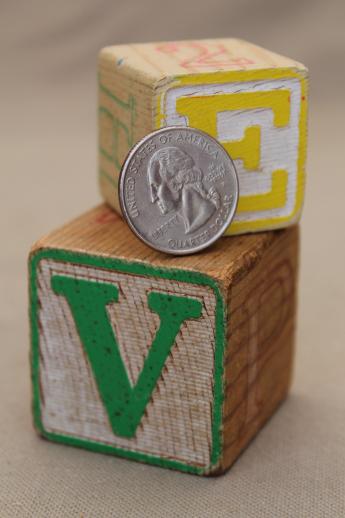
[29,38,308,475]
[30,206,298,475]
[98,38,308,234]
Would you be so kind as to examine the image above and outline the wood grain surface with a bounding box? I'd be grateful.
[220,224,298,472]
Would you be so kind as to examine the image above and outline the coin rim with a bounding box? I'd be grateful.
[118,126,239,255]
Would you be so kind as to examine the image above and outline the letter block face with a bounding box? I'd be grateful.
[31,253,222,473]
[99,38,308,234]
[30,205,299,475]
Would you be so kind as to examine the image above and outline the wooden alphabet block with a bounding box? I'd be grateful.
[29,204,299,475]
[98,38,308,235]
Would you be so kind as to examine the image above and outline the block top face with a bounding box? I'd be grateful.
[31,205,281,287]
[100,38,306,83]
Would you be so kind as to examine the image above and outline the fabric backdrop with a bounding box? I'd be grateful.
[1,0,345,516]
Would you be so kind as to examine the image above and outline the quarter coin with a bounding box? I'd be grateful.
[118,126,239,255]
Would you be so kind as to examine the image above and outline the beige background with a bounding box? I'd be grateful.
[1,1,345,516]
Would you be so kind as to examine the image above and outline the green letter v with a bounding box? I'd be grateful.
[51,275,202,438]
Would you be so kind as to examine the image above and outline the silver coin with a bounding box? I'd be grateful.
[118,126,239,255]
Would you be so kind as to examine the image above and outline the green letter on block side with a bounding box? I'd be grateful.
[51,275,202,438]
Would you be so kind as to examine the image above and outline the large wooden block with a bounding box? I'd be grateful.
[29,205,299,475]
[98,38,308,235]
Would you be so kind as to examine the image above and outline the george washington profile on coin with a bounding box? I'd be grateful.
[119,126,239,255]
[148,147,220,234]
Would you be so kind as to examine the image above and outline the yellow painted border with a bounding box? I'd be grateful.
[154,67,308,235]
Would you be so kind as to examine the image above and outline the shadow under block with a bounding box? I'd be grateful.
[98,38,308,235]
[29,205,299,475]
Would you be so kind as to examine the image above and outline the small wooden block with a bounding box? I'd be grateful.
[98,38,308,235]
[29,205,299,475]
